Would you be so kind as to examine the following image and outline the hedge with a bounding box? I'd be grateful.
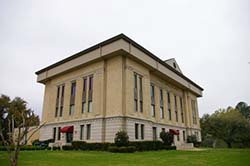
[108,146,136,153]
[65,141,176,152]
[129,141,164,151]
[0,141,176,152]
[67,141,113,151]
[0,146,46,151]
[47,146,61,150]
[129,141,176,151]
[163,145,176,150]
[72,141,86,150]
[62,145,74,150]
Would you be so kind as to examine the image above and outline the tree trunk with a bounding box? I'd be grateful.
[11,159,17,166]
[212,138,217,148]
[227,142,232,148]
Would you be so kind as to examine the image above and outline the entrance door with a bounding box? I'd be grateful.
[66,132,73,143]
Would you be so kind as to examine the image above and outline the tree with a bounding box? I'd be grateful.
[187,135,198,146]
[200,114,212,140]
[208,108,247,148]
[200,114,214,147]
[0,95,11,143]
[236,102,250,120]
[114,130,129,147]
[160,131,173,146]
[200,104,250,148]
[0,94,41,166]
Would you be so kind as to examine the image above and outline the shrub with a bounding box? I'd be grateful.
[108,146,136,153]
[47,146,60,150]
[160,131,174,146]
[20,145,36,150]
[80,143,112,151]
[163,145,176,150]
[72,141,86,150]
[0,146,13,151]
[129,141,164,151]
[32,139,40,146]
[187,135,199,147]
[0,145,46,151]
[62,143,113,151]
[114,130,129,147]
[200,135,214,147]
[62,145,74,150]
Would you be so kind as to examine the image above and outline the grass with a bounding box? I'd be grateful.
[0,149,250,166]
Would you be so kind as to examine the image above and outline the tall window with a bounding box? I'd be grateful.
[195,131,199,140]
[88,76,93,113]
[139,76,143,112]
[53,127,56,142]
[57,127,61,140]
[180,97,184,123]
[191,100,197,124]
[82,78,87,113]
[141,124,144,140]
[152,127,157,140]
[56,85,64,117]
[86,124,91,140]
[134,74,138,112]
[177,130,180,141]
[135,123,139,139]
[167,92,171,120]
[60,85,64,117]
[55,86,60,117]
[69,82,76,115]
[80,125,84,140]
[160,89,164,119]
[134,73,143,112]
[150,84,155,117]
[183,130,186,141]
[174,95,178,122]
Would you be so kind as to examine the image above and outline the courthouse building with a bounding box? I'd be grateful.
[36,34,203,145]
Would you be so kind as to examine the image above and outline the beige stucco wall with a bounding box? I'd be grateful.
[124,57,200,129]
[13,126,40,145]
[39,54,201,143]
[41,60,106,124]
[37,38,202,97]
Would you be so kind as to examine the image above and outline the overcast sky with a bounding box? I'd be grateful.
[0,0,249,118]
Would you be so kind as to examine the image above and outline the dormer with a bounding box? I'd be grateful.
[164,58,183,74]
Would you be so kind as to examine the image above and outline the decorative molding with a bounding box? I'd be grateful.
[44,115,200,131]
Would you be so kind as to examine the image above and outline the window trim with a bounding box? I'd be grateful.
[135,123,139,140]
[152,127,157,140]
[191,100,197,124]
[80,125,84,140]
[160,89,164,119]
[57,127,61,140]
[167,92,171,120]
[180,97,184,123]
[151,84,155,117]
[177,130,180,141]
[86,124,91,140]
[53,127,56,142]
[141,124,144,140]
[69,82,76,115]
[174,95,178,122]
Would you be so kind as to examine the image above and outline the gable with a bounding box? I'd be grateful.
[164,58,183,74]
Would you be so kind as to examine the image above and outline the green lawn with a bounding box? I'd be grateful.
[0,149,250,166]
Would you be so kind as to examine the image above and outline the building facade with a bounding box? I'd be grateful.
[36,34,203,146]
[13,126,40,145]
